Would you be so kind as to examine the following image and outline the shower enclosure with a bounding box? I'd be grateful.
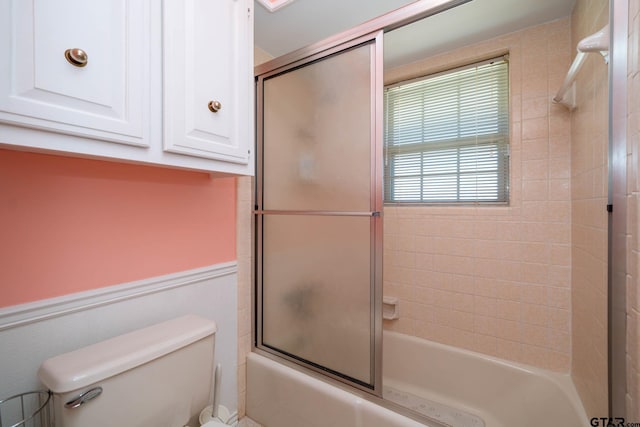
[253,0,478,402]
[254,33,384,392]
[253,0,625,424]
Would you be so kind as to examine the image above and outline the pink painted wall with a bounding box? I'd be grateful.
[0,149,237,308]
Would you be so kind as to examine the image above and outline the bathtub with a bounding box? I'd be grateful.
[247,331,588,427]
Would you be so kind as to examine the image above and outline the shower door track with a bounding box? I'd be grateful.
[254,210,380,217]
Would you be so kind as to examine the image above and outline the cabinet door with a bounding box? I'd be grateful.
[0,0,149,146]
[163,0,251,164]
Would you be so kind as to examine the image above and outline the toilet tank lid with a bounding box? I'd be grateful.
[38,315,217,393]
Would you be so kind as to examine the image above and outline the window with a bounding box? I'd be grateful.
[384,57,509,203]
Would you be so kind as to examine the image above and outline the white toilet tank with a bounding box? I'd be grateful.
[38,315,217,427]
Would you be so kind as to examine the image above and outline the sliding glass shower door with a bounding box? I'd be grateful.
[255,33,383,392]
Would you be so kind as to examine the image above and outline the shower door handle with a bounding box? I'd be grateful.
[254,210,381,217]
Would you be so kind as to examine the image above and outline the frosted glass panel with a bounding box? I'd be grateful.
[262,44,372,212]
[262,215,372,385]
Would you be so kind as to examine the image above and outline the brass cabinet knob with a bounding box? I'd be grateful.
[64,48,88,67]
[208,100,222,113]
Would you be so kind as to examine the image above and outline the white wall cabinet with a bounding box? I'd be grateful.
[0,0,149,146]
[163,0,251,165]
[0,0,254,175]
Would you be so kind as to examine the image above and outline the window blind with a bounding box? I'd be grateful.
[384,57,510,203]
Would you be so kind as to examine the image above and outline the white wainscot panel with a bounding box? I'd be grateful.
[0,263,238,412]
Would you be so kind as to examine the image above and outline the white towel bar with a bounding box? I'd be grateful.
[553,25,609,110]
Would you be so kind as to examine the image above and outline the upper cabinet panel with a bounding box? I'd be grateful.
[0,0,253,175]
[0,0,149,146]
[163,0,251,164]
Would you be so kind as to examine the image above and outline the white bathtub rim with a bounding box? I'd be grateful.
[249,333,589,427]
[384,331,589,423]
[247,351,442,427]
[387,331,554,377]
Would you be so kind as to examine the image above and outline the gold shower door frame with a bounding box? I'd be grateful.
[254,31,384,395]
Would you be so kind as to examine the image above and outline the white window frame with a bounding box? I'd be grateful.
[384,56,510,204]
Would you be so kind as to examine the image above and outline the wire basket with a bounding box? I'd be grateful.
[0,391,52,427]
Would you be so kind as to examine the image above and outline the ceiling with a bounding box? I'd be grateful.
[254,0,576,68]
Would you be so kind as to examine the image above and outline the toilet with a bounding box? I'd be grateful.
[38,315,217,427]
